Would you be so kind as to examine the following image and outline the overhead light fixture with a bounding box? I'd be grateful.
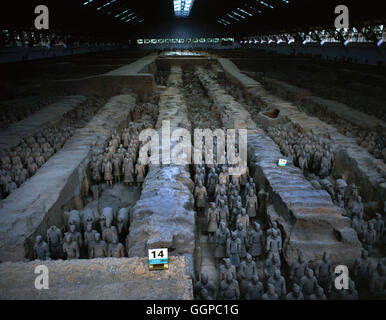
[258,1,274,9]
[96,0,116,11]
[83,0,95,5]
[174,0,195,18]
[237,8,252,16]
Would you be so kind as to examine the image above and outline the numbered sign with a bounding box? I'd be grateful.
[278,159,287,167]
[148,248,168,271]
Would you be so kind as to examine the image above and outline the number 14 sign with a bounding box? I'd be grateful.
[148,248,169,270]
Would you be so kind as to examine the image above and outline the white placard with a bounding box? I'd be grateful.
[148,248,168,266]
[278,159,287,167]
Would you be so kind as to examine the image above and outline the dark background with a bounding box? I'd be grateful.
[1,0,385,40]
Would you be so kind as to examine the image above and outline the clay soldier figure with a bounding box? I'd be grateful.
[308,286,327,300]
[245,275,264,300]
[369,261,385,298]
[265,229,282,260]
[102,217,118,245]
[122,157,135,186]
[335,279,359,300]
[227,231,242,268]
[102,157,113,186]
[215,181,226,198]
[33,235,50,260]
[216,189,228,208]
[108,235,125,258]
[267,221,282,238]
[286,283,304,300]
[262,283,279,300]
[238,253,257,297]
[246,189,258,219]
[84,222,97,258]
[46,225,63,260]
[90,232,107,258]
[235,223,248,259]
[236,208,249,232]
[267,269,287,298]
[352,211,367,242]
[112,155,121,184]
[364,221,377,252]
[63,233,80,260]
[300,268,319,300]
[194,169,205,186]
[207,168,218,197]
[218,166,229,187]
[195,181,208,216]
[371,213,384,243]
[218,273,240,300]
[315,252,333,293]
[122,129,130,148]
[353,249,371,292]
[258,187,269,216]
[135,159,145,185]
[245,177,256,198]
[230,202,242,229]
[207,202,219,242]
[247,222,265,261]
[346,184,364,218]
[215,222,230,264]
[195,273,216,300]
[263,254,281,279]
[334,179,347,208]
[219,258,237,281]
[67,224,83,252]
[290,251,308,286]
[218,199,230,227]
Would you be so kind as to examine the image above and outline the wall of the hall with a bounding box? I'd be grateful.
[133,19,238,50]
[136,19,230,39]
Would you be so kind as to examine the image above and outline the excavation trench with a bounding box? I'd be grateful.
[0,95,108,200]
[0,94,138,261]
[194,64,361,270]
[220,61,386,211]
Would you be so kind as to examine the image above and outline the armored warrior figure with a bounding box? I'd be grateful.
[218,273,240,300]
[195,273,216,300]
[265,229,282,260]
[267,269,287,298]
[219,258,237,281]
[247,222,265,260]
[300,268,319,300]
[286,283,304,300]
[63,233,79,260]
[102,157,113,186]
[315,252,333,293]
[108,236,125,258]
[245,275,263,300]
[46,225,63,260]
[207,202,219,242]
[238,253,257,296]
[135,160,145,185]
[33,235,50,261]
[90,232,107,258]
[195,180,208,216]
[215,222,230,263]
[246,189,258,218]
[262,283,279,300]
[290,251,308,286]
[226,231,242,267]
